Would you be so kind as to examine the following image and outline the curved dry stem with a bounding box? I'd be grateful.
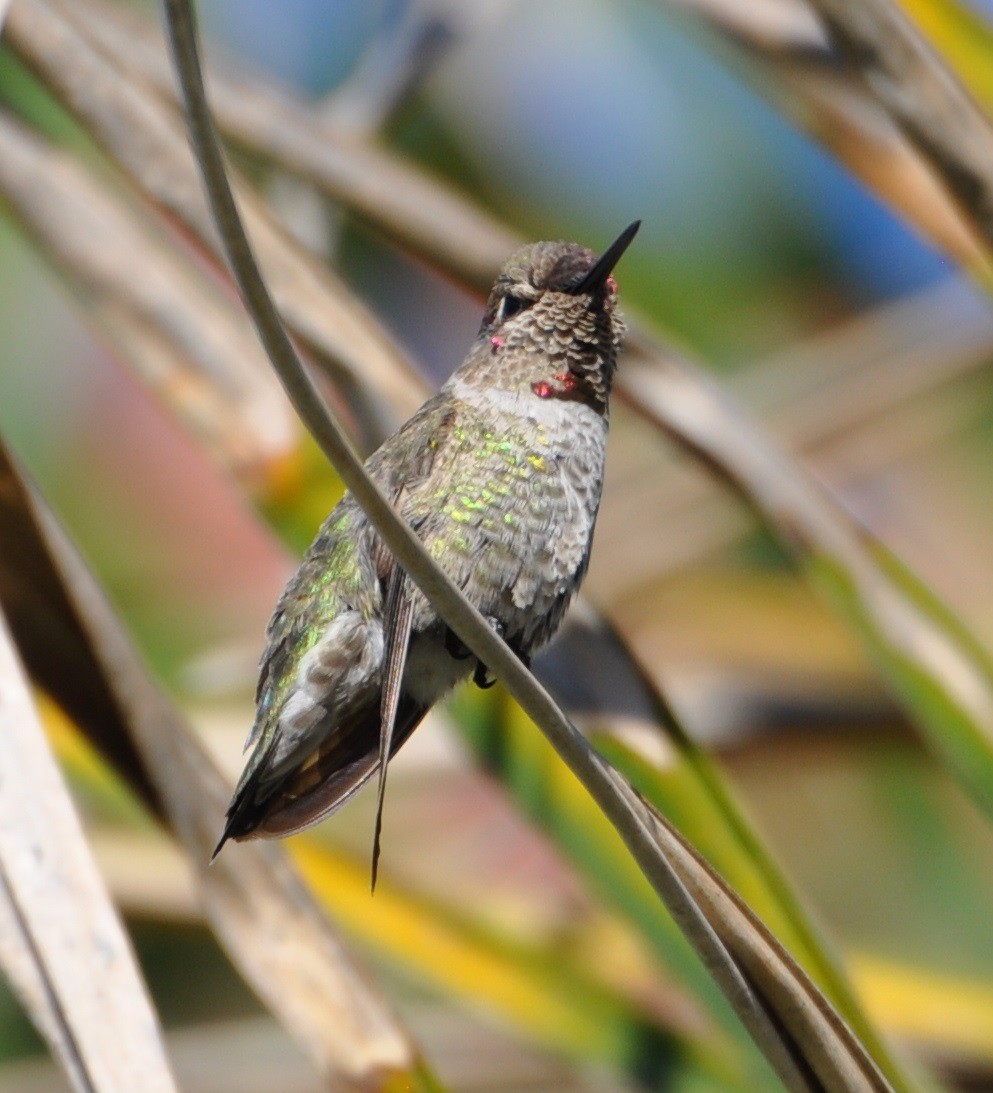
[158,0,896,1086]
[597,280,993,600]
[668,0,993,276]
[67,0,993,288]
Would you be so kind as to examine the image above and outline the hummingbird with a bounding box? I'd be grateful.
[215,221,640,877]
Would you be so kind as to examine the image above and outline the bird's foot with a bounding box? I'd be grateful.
[445,621,530,689]
[473,660,497,689]
[471,620,532,689]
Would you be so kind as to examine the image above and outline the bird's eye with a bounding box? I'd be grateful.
[498,294,531,323]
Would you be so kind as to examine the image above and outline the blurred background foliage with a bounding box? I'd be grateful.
[3,0,993,1089]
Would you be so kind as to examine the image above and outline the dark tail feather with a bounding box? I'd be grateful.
[212,786,257,859]
[211,829,231,862]
[372,569,414,891]
[213,696,429,856]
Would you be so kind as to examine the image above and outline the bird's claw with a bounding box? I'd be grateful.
[473,661,497,688]
[446,620,529,689]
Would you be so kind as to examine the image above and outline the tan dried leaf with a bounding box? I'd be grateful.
[0,611,176,1093]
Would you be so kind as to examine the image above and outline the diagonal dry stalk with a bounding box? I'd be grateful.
[663,0,993,285]
[598,278,993,600]
[65,0,520,291]
[64,0,993,284]
[157,0,899,1087]
[0,106,297,481]
[617,333,993,804]
[0,611,177,1093]
[5,0,428,432]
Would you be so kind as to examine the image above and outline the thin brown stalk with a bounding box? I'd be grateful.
[158,0,897,1086]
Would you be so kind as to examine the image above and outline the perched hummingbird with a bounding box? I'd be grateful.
[216,221,640,871]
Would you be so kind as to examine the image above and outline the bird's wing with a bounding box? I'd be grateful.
[217,396,461,851]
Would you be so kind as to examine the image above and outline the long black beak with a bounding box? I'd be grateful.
[571,220,641,295]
